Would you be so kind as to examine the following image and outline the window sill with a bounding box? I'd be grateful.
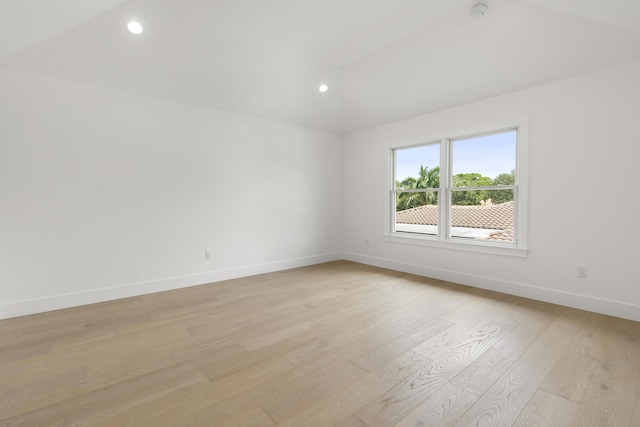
[384,233,528,258]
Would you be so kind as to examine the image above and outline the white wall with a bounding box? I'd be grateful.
[0,69,343,319]
[343,60,640,322]
[3,60,640,322]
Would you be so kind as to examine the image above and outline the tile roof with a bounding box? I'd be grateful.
[396,201,514,242]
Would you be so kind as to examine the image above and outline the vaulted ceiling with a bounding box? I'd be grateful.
[2,0,640,133]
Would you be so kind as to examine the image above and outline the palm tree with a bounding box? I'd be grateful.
[396,166,440,211]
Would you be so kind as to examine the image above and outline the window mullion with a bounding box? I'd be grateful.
[439,138,450,241]
[512,185,519,245]
[397,189,438,193]
[451,185,516,192]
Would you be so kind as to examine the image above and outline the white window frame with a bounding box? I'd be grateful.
[384,120,529,258]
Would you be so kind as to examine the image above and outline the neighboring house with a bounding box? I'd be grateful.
[395,201,514,241]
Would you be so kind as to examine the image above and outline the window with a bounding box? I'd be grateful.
[388,124,528,256]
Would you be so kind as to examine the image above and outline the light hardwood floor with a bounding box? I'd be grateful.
[1,261,639,426]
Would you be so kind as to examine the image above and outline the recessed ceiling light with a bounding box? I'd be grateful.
[471,3,488,17]
[318,83,329,93]
[127,21,143,34]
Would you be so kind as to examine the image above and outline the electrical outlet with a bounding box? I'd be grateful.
[365,239,370,247]
[577,265,587,278]
[205,250,211,260]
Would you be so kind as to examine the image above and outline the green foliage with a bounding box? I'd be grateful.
[491,170,515,204]
[451,173,493,206]
[396,167,515,210]
[395,166,439,211]
[493,170,515,186]
[452,173,494,188]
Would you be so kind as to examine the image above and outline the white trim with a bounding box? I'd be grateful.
[515,120,529,249]
[383,233,528,257]
[342,252,640,323]
[0,253,342,320]
[441,138,450,241]
[389,146,397,233]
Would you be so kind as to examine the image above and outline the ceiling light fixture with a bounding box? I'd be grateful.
[471,3,488,17]
[127,21,144,34]
[318,83,329,93]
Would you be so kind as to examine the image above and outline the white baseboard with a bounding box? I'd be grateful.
[0,253,342,320]
[4,251,638,323]
[342,252,640,323]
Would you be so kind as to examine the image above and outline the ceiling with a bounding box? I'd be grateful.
[2,0,640,133]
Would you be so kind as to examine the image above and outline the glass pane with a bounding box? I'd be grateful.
[452,130,516,186]
[395,143,440,190]
[450,189,514,242]
[395,191,438,235]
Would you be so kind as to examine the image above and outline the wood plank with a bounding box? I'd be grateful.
[0,366,87,420]
[1,365,210,426]
[540,350,598,403]
[356,317,515,426]
[631,377,640,427]
[409,298,509,361]
[450,305,563,396]
[260,360,368,424]
[216,406,276,427]
[17,320,86,344]
[239,320,316,352]
[335,415,370,427]
[79,381,214,427]
[349,300,437,337]
[570,318,640,427]
[88,358,292,427]
[277,351,432,427]
[0,341,53,365]
[142,358,368,426]
[201,324,341,382]
[552,306,590,331]
[393,383,478,427]
[511,389,579,427]
[452,324,577,426]
[351,316,453,373]
[566,311,616,360]
[207,356,294,398]
[282,329,364,366]
[1,261,638,427]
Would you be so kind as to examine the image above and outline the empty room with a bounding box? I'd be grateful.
[1,0,640,426]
